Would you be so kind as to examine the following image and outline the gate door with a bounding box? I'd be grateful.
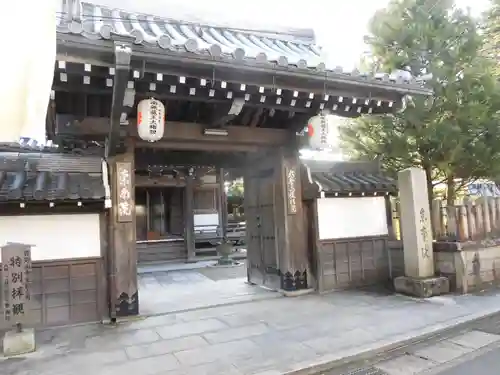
[245,167,280,290]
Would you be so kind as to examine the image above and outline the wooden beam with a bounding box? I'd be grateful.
[135,149,249,169]
[106,43,131,158]
[135,175,186,188]
[56,116,292,149]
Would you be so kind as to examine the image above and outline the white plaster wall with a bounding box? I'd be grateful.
[0,0,57,142]
[0,214,101,261]
[317,197,388,240]
[194,213,219,232]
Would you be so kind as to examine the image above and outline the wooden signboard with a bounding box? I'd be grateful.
[116,162,133,222]
[286,166,298,215]
[2,243,32,324]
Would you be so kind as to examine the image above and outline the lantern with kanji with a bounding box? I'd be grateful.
[137,98,165,142]
[306,114,337,150]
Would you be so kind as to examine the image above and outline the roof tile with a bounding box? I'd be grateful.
[56,1,426,88]
[303,159,397,194]
[0,152,105,202]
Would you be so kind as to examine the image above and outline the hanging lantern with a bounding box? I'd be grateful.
[137,98,165,142]
[307,113,337,150]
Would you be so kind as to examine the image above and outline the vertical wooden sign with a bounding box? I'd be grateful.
[116,162,133,222]
[286,166,298,215]
[2,243,32,324]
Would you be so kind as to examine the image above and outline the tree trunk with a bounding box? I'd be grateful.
[423,163,434,206]
[446,175,455,206]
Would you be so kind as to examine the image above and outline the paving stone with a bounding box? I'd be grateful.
[232,341,318,374]
[85,328,160,349]
[203,323,270,344]
[174,339,259,366]
[125,335,208,359]
[164,360,244,375]
[119,314,182,331]
[5,287,500,375]
[375,354,436,375]
[67,348,128,366]
[218,313,269,327]
[413,339,474,363]
[98,353,180,375]
[449,330,500,349]
[156,318,228,340]
[303,328,377,354]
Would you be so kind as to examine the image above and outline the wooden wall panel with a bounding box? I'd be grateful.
[194,188,218,210]
[317,236,391,293]
[0,258,104,329]
[170,188,184,235]
[137,241,187,264]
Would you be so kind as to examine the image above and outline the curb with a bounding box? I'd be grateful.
[284,306,500,375]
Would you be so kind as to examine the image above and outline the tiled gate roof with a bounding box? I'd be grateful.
[303,160,397,195]
[56,1,427,89]
[0,152,105,202]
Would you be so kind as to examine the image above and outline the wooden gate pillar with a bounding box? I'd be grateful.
[217,168,228,239]
[185,167,196,261]
[275,149,309,292]
[108,140,138,317]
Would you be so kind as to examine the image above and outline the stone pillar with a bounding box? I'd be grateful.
[394,168,449,297]
[108,142,138,317]
[184,167,196,261]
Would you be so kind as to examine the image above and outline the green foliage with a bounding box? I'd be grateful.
[482,0,500,75]
[227,179,244,197]
[341,0,500,202]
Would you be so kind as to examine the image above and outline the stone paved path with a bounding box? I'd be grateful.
[138,261,279,316]
[3,289,500,375]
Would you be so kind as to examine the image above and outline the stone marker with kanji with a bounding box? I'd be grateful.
[394,168,450,297]
[1,243,36,356]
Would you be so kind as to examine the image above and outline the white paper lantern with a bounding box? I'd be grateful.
[137,98,165,142]
[307,114,337,150]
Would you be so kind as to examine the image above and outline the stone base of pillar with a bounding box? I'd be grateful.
[394,275,450,298]
[2,328,35,356]
[282,288,315,297]
[115,291,139,317]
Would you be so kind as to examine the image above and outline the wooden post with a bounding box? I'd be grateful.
[458,204,469,241]
[491,197,498,233]
[432,199,442,239]
[385,196,396,240]
[466,198,477,240]
[217,168,228,240]
[496,197,500,234]
[277,149,309,292]
[480,197,492,236]
[475,199,484,238]
[108,140,138,317]
[185,167,196,261]
[446,205,458,240]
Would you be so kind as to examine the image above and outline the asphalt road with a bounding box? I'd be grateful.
[436,346,500,374]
